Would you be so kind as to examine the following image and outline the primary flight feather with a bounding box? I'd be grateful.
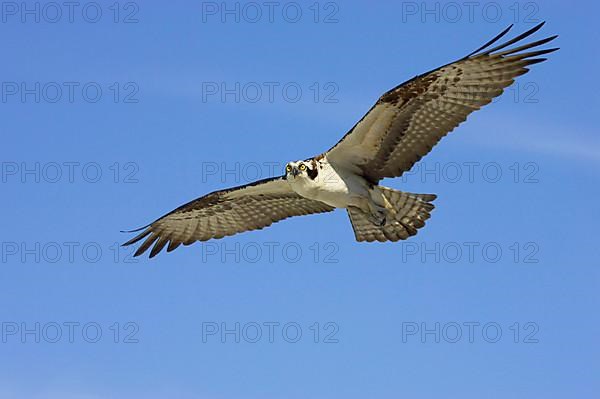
[124,22,558,258]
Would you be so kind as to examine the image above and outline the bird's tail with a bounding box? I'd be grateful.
[347,187,436,242]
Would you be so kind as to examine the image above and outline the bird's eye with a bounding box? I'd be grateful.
[299,164,307,171]
[286,165,292,172]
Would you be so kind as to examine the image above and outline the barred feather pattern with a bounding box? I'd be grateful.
[325,22,558,183]
[123,177,334,258]
[348,188,436,242]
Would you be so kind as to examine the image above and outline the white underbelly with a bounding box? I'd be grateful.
[310,187,352,208]
[290,166,369,209]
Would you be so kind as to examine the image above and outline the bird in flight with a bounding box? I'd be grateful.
[124,22,558,258]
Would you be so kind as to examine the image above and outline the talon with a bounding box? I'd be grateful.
[367,211,386,226]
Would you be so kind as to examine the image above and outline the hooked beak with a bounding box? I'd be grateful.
[291,167,299,177]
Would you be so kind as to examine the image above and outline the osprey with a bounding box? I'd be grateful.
[124,22,558,258]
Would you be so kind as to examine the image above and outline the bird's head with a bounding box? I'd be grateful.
[285,160,318,180]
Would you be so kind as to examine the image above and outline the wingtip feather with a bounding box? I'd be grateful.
[149,238,169,258]
[122,228,152,247]
[133,233,159,257]
[466,23,514,57]
[120,224,150,234]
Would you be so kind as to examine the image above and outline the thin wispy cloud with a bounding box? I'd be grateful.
[462,114,600,164]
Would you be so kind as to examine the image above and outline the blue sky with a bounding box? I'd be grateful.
[1,1,598,398]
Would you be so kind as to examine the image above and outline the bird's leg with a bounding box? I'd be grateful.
[367,202,387,226]
[350,195,387,226]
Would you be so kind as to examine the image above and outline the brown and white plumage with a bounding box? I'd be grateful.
[325,22,558,183]
[124,22,557,257]
[123,177,334,258]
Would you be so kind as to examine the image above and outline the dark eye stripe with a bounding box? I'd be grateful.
[306,161,318,180]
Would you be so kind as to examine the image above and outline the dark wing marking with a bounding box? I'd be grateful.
[122,176,334,258]
[325,22,558,183]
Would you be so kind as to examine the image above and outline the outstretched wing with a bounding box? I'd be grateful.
[325,22,558,183]
[123,176,334,258]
